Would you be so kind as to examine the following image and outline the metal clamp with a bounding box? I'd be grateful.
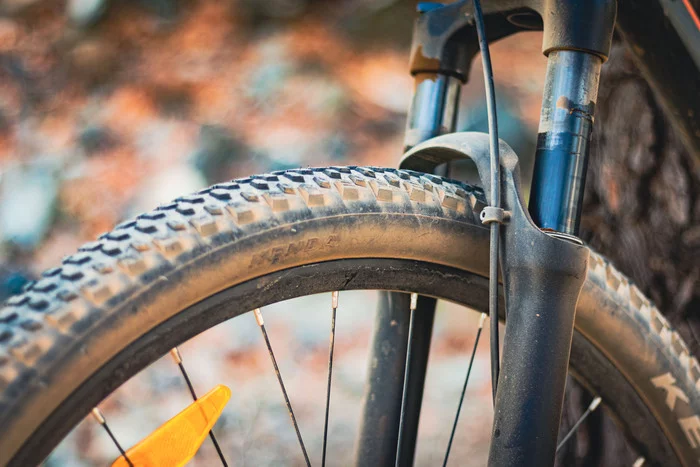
[480,206,511,225]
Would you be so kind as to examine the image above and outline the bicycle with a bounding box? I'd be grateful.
[1,0,699,465]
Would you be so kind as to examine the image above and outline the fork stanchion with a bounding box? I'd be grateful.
[528,50,603,235]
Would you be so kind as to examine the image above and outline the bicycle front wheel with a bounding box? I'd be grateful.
[0,166,698,466]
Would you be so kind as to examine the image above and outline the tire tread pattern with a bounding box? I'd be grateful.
[0,167,484,400]
[0,166,696,462]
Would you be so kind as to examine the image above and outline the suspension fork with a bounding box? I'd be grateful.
[488,3,615,464]
[360,1,617,466]
[483,50,607,464]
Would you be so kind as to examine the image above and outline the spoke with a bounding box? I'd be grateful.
[91,407,134,467]
[395,293,419,467]
[556,396,602,452]
[489,273,499,406]
[170,348,228,466]
[443,313,487,467]
[253,308,311,467]
[322,291,339,467]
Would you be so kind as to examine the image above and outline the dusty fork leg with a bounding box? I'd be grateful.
[354,292,436,466]
[401,132,591,466]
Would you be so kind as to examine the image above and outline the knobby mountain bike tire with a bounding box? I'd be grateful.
[0,167,698,466]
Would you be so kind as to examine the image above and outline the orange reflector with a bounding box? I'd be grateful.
[112,384,231,467]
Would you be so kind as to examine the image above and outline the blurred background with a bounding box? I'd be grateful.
[2,0,698,465]
[0,0,550,465]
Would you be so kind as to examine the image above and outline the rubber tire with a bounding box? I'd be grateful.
[0,166,698,466]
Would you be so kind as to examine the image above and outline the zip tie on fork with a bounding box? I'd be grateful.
[480,207,511,225]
